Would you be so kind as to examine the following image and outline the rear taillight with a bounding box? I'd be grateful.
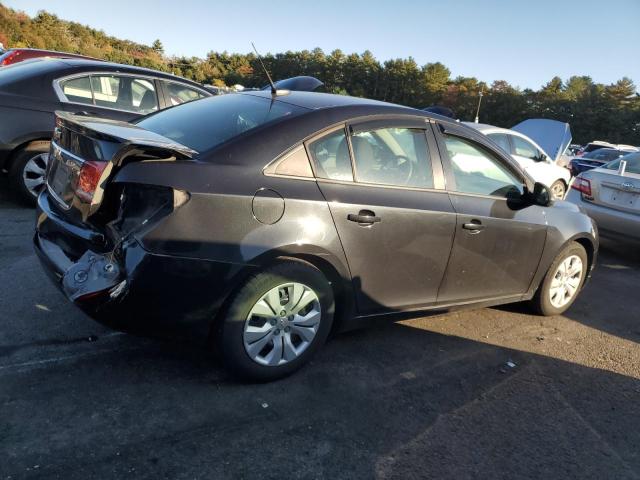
[571,176,592,197]
[0,51,20,66]
[76,161,108,203]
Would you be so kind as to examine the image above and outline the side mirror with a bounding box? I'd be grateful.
[532,182,552,206]
[535,153,548,162]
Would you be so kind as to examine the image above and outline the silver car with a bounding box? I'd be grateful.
[566,152,640,240]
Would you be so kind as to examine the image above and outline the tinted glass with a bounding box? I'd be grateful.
[352,127,433,188]
[584,149,622,161]
[511,135,539,159]
[60,76,93,105]
[91,75,158,113]
[444,135,523,197]
[164,81,206,106]
[487,133,511,153]
[137,94,307,152]
[307,129,353,181]
[606,152,640,174]
[269,146,314,177]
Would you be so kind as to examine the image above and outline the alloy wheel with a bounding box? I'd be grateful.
[548,255,583,309]
[22,153,49,198]
[550,181,566,200]
[243,282,321,366]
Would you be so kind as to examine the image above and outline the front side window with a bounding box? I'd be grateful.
[444,135,523,197]
[351,127,434,188]
[91,75,158,113]
[511,135,540,160]
[307,129,353,181]
[60,76,93,105]
[164,81,207,106]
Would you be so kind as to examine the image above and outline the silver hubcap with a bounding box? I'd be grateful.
[551,182,565,200]
[22,153,49,197]
[243,282,321,366]
[549,255,583,309]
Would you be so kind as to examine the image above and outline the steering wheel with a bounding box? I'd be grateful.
[380,154,413,185]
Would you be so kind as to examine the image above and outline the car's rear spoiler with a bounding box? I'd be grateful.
[54,111,198,160]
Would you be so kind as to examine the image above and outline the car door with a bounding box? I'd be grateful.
[433,123,548,303]
[57,73,160,122]
[308,119,457,315]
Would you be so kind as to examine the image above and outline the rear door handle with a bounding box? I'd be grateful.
[462,220,485,232]
[347,210,381,225]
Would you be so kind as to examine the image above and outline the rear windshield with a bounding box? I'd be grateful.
[136,93,308,152]
[606,153,640,174]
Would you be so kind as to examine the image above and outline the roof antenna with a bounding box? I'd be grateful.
[252,42,277,95]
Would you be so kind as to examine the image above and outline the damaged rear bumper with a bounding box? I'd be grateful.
[34,191,249,341]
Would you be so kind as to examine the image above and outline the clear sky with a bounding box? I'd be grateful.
[5,0,639,90]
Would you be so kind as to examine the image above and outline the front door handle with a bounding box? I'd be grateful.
[347,210,381,225]
[462,220,485,232]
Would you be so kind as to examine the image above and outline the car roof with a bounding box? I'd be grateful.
[241,89,415,111]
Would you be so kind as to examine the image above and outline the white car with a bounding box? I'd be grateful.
[465,120,572,200]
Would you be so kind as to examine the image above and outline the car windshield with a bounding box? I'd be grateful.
[583,149,622,161]
[605,152,640,174]
[136,93,309,152]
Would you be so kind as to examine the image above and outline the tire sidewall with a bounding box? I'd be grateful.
[536,242,588,316]
[218,261,334,381]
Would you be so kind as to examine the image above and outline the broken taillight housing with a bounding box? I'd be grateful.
[571,176,592,198]
[76,161,108,203]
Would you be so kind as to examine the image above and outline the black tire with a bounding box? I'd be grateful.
[8,141,51,206]
[530,241,588,316]
[216,260,334,381]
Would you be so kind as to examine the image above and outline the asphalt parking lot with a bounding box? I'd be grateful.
[1,184,639,480]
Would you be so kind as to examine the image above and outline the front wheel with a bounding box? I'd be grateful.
[549,180,566,200]
[216,261,334,381]
[530,242,588,316]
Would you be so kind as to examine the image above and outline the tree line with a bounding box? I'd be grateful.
[1,4,638,145]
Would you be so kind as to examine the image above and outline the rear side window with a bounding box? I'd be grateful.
[137,94,308,152]
[164,81,207,106]
[487,133,511,153]
[307,129,353,181]
[351,127,433,188]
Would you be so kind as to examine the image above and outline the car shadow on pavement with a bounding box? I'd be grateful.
[1,318,639,480]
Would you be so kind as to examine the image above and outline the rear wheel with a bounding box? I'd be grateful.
[216,261,334,381]
[8,141,50,205]
[530,242,588,316]
[550,179,566,200]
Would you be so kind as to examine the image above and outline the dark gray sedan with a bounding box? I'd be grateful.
[35,91,598,380]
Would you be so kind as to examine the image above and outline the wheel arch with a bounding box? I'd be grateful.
[209,247,355,341]
[5,136,51,172]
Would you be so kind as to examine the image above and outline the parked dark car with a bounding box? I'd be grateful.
[569,148,626,176]
[35,91,598,380]
[0,58,211,203]
[0,48,99,66]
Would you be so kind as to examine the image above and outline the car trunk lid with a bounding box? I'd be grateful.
[583,169,640,215]
[46,111,197,222]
